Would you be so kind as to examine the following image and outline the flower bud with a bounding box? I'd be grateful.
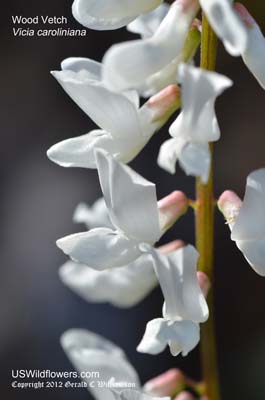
[143,368,185,396]
[218,190,242,229]
[145,84,181,123]
[158,191,189,231]
[197,271,211,298]
[158,240,185,254]
[180,21,201,62]
[174,391,195,400]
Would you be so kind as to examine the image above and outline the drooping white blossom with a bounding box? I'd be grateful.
[218,169,265,276]
[47,62,180,168]
[152,245,209,323]
[61,329,141,400]
[199,0,248,56]
[103,0,200,93]
[59,241,184,308]
[235,3,265,90]
[72,0,162,31]
[158,63,233,183]
[137,245,208,357]
[57,150,188,270]
[137,23,201,98]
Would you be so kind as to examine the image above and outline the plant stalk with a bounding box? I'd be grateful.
[195,12,221,400]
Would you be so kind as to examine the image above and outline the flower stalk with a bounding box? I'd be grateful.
[195,11,221,400]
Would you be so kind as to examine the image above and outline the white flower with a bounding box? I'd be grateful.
[158,63,233,183]
[138,24,201,98]
[112,389,169,400]
[72,0,163,31]
[57,150,188,270]
[103,0,200,93]
[235,3,265,90]
[218,169,265,276]
[137,245,208,357]
[59,256,157,308]
[127,4,170,39]
[61,329,141,400]
[73,198,113,229]
[47,62,180,168]
[199,0,248,56]
[59,241,184,308]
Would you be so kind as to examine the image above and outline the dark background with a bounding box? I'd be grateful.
[1,1,265,399]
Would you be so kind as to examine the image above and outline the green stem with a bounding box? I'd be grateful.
[195,12,221,400]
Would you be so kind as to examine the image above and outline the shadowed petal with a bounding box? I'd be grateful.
[199,0,248,56]
[59,254,158,307]
[235,3,265,89]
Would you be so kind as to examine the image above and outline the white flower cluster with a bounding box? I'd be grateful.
[48,1,265,399]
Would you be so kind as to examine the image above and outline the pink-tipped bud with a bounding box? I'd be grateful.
[174,391,196,400]
[178,0,199,13]
[234,3,256,29]
[146,84,181,122]
[192,18,201,30]
[158,191,189,232]
[159,240,185,255]
[197,271,211,298]
[218,190,242,229]
[144,369,185,397]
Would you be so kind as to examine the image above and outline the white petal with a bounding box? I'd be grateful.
[180,245,209,322]
[95,150,161,244]
[236,239,265,277]
[72,0,162,30]
[231,169,265,241]
[242,24,265,90]
[199,0,248,56]
[137,318,168,355]
[127,4,169,39]
[178,142,211,183]
[157,138,185,175]
[56,228,142,270]
[164,64,231,179]
[47,129,110,169]
[112,389,170,400]
[61,57,102,79]
[148,245,208,323]
[168,320,200,357]
[59,255,158,307]
[137,318,200,357]
[103,1,198,91]
[61,329,140,400]
[47,129,146,168]
[171,63,232,142]
[140,25,201,97]
[51,70,141,139]
[73,198,113,229]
